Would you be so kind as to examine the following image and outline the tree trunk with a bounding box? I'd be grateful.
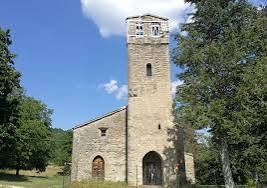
[219,138,235,188]
[16,167,20,175]
[16,159,20,176]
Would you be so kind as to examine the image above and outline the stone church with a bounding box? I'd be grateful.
[71,14,195,187]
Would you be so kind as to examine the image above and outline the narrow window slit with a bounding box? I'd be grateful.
[146,63,152,76]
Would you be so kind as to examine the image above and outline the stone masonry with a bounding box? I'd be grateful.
[71,107,127,182]
[126,14,174,186]
[71,14,195,187]
[185,153,196,184]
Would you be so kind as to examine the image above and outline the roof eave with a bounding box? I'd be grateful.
[72,106,127,130]
[126,13,168,21]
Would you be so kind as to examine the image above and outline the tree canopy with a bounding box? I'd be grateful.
[2,96,53,175]
[0,28,54,175]
[173,0,266,186]
[0,27,22,167]
[50,128,73,166]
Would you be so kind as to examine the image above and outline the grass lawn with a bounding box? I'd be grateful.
[0,165,67,188]
[0,166,128,188]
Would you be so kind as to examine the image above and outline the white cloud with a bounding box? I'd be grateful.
[102,80,119,94]
[81,0,194,37]
[171,80,184,95]
[100,80,128,100]
[115,85,128,100]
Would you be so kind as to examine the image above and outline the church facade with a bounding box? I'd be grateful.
[71,14,195,187]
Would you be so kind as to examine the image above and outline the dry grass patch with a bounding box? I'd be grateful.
[0,165,64,188]
[0,165,61,177]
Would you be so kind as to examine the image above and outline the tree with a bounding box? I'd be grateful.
[11,96,53,175]
[173,0,266,187]
[0,28,22,166]
[0,27,55,175]
[50,128,73,166]
[232,6,267,184]
[194,136,225,185]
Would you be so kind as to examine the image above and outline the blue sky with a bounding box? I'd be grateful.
[1,0,129,129]
[0,0,264,130]
[0,0,185,130]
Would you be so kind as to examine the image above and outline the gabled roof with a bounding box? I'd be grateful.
[73,106,127,130]
[126,13,168,21]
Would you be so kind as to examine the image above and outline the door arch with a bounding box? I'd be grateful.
[143,151,163,185]
[92,155,105,180]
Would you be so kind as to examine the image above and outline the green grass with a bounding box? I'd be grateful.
[0,166,129,188]
[0,167,256,188]
[0,166,66,188]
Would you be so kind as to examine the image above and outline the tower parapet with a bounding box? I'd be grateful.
[126,14,169,44]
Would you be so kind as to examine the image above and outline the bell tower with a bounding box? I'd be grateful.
[126,14,174,186]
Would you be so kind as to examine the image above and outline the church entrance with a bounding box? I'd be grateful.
[143,151,163,185]
[92,156,105,180]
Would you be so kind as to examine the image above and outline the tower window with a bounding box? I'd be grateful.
[99,128,108,137]
[136,23,144,36]
[146,63,152,76]
[151,24,160,36]
[101,129,106,136]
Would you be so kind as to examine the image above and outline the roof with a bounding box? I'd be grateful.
[73,106,127,130]
[126,13,168,21]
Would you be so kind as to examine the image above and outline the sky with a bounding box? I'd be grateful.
[0,0,265,130]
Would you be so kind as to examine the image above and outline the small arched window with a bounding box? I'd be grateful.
[146,63,152,76]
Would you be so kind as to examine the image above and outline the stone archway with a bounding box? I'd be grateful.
[92,155,105,180]
[143,151,163,185]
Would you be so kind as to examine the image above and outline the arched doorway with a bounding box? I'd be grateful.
[92,156,105,180]
[143,151,163,185]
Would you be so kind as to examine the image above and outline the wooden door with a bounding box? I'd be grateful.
[143,151,162,185]
[92,156,105,180]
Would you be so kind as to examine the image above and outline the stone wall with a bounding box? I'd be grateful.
[71,107,127,182]
[185,153,196,184]
[127,15,175,186]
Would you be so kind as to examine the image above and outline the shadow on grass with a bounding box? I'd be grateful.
[0,172,30,182]
[27,175,49,179]
[0,172,49,183]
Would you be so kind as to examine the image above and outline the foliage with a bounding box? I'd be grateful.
[50,128,73,166]
[229,6,267,184]
[0,27,22,165]
[173,0,266,186]
[246,179,255,188]
[4,96,53,175]
[0,28,55,175]
[193,136,224,185]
